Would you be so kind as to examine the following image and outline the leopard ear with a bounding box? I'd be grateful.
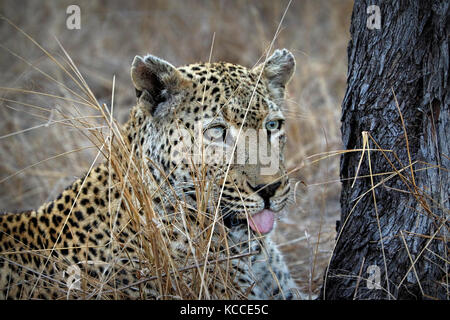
[252,49,295,100]
[131,54,186,114]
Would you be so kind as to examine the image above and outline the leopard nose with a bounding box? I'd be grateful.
[248,181,281,203]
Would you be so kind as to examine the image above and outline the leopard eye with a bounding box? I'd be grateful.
[265,120,283,131]
[204,125,226,141]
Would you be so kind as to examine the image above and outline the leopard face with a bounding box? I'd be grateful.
[128,49,295,235]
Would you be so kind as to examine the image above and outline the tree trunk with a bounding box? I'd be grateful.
[322,0,449,299]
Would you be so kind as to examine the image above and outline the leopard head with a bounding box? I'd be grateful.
[128,49,295,234]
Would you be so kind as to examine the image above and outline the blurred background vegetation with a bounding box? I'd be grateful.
[0,0,353,296]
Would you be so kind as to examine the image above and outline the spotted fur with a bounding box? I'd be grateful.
[0,49,299,299]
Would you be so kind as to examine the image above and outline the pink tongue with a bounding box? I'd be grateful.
[248,209,275,234]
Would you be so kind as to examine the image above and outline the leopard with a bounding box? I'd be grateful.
[0,48,301,300]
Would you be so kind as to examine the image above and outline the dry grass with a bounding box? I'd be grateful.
[0,0,353,298]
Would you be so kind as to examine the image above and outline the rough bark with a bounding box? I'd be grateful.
[322,0,449,299]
